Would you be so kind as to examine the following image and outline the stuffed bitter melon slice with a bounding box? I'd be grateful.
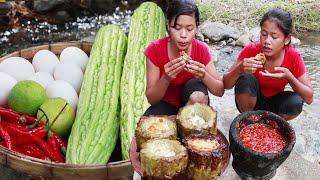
[140,139,188,179]
[184,133,227,180]
[176,103,217,138]
[135,115,177,150]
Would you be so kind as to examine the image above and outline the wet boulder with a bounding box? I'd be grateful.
[199,22,241,42]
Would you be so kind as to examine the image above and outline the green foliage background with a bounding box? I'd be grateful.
[197,0,320,32]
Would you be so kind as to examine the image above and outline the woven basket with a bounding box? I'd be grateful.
[0,41,133,180]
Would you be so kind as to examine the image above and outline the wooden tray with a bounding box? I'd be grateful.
[130,129,231,177]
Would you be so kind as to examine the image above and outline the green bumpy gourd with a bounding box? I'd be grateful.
[120,2,166,160]
[66,24,127,164]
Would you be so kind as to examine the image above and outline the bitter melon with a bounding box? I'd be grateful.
[120,2,166,159]
[66,24,127,164]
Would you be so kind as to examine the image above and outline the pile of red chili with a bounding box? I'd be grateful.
[0,107,65,163]
[240,123,286,154]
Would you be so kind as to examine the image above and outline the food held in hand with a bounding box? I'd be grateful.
[254,53,266,65]
[179,51,192,63]
[135,115,177,149]
[240,123,286,153]
[140,139,188,179]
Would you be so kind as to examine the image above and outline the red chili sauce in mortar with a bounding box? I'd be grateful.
[240,123,286,153]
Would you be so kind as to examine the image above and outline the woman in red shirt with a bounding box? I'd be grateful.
[223,8,313,120]
[143,0,224,116]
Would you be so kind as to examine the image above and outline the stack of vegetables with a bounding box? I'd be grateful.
[0,107,65,163]
[0,1,167,165]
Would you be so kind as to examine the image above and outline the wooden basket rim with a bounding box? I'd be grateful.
[0,41,93,61]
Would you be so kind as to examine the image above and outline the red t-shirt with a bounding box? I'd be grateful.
[238,42,306,97]
[144,37,212,107]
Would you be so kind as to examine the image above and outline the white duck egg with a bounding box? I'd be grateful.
[60,46,89,71]
[0,57,35,81]
[28,72,54,89]
[53,61,83,94]
[46,80,78,110]
[0,72,17,106]
[32,50,59,74]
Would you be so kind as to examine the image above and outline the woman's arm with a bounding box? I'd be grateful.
[289,73,313,104]
[146,58,186,105]
[223,58,263,89]
[223,60,243,89]
[202,62,224,97]
[146,60,170,105]
[261,67,313,104]
[185,60,224,97]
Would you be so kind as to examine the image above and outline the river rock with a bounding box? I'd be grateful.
[222,46,233,54]
[236,26,301,47]
[33,0,66,12]
[48,10,71,21]
[249,26,261,42]
[200,22,241,42]
[235,33,250,47]
[211,48,219,62]
[196,31,205,42]
[291,36,301,46]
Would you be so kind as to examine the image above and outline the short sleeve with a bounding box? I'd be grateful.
[193,40,211,65]
[201,43,212,65]
[291,49,306,78]
[144,41,160,67]
[238,43,261,61]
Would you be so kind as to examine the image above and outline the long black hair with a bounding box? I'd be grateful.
[260,8,293,37]
[166,0,200,30]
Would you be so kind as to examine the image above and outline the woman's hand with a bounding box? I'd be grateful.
[164,58,186,81]
[260,67,292,79]
[241,57,263,74]
[185,60,206,80]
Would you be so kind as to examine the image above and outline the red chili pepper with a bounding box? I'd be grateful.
[1,121,28,131]
[48,135,64,161]
[2,121,47,136]
[0,107,20,119]
[1,122,29,137]
[0,124,13,149]
[15,144,49,160]
[28,124,48,138]
[1,117,20,125]
[13,136,34,146]
[53,134,67,156]
[30,134,64,163]
[19,114,38,125]
[13,129,48,147]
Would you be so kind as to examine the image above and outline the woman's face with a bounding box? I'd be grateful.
[169,14,197,52]
[260,19,290,57]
